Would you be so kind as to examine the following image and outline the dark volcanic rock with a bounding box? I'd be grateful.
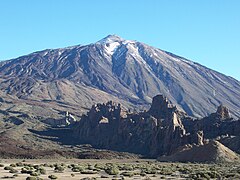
[216,105,231,120]
[148,94,175,119]
[73,95,240,159]
[74,95,201,157]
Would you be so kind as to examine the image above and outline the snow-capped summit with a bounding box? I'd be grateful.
[96,34,124,55]
[98,34,124,43]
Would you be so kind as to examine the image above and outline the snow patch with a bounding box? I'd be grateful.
[97,35,122,56]
[104,41,120,55]
[42,51,49,56]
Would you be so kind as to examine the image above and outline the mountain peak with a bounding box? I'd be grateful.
[0,35,239,118]
[96,34,124,55]
[97,34,124,44]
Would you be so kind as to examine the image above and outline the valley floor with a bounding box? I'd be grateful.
[0,159,239,180]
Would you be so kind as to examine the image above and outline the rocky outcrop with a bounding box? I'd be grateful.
[148,95,173,119]
[74,95,201,157]
[216,105,231,120]
[74,101,122,146]
[73,95,240,159]
[189,105,239,139]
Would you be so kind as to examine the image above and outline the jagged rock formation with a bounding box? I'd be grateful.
[183,105,240,139]
[74,95,201,157]
[0,35,239,118]
[216,105,231,120]
[73,94,240,161]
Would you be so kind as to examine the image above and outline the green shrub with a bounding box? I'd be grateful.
[38,168,46,175]
[26,177,37,180]
[21,168,33,174]
[87,164,94,170]
[16,162,23,167]
[144,168,157,174]
[159,168,172,175]
[54,165,65,173]
[94,163,105,170]
[10,164,16,167]
[71,165,84,172]
[26,177,43,180]
[100,175,109,178]
[81,170,98,174]
[120,171,135,177]
[225,173,237,178]
[105,166,119,175]
[48,175,58,179]
[30,171,39,176]
[43,163,49,167]
[33,165,40,169]
[4,166,14,170]
[140,172,146,176]
[121,165,134,171]
[9,169,18,173]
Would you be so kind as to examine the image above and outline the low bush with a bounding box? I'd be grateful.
[21,168,33,174]
[38,168,46,175]
[54,165,65,173]
[4,166,14,171]
[16,162,23,167]
[81,170,98,174]
[71,165,84,172]
[26,177,43,180]
[48,175,58,179]
[105,165,119,175]
[120,171,135,177]
[30,172,39,176]
[10,164,16,167]
[9,169,18,173]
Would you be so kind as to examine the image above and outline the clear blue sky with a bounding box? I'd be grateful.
[0,0,239,80]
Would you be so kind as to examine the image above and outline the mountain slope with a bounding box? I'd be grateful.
[0,35,239,117]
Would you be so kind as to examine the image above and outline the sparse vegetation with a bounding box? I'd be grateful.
[0,160,239,180]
